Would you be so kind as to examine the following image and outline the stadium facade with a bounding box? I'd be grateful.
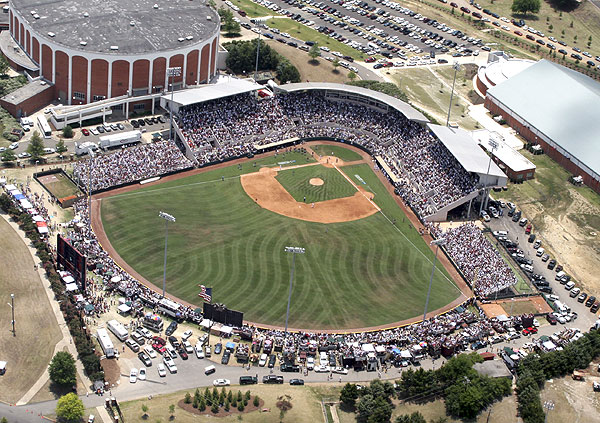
[3,0,220,112]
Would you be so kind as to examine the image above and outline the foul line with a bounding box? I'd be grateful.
[333,164,381,212]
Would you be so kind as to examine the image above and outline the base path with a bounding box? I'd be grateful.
[240,165,378,224]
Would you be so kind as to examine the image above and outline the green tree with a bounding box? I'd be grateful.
[48,351,76,387]
[549,24,553,31]
[225,399,230,411]
[169,404,175,419]
[223,39,279,74]
[55,138,67,154]
[395,411,427,423]
[211,402,219,413]
[227,390,233,403]
[0,56,9,76]
[340,383,359,408]
[253,395,259,407]
[142,404,149,419]
[511,0,541,15]
[276,58,300,83]
[237,391,243,402]
[308,43,321,62]
[1,417,7,423]
[561,29,565,37]
[62,125,73,139]
[56,393,84,423]
[244,391,251,401]
[332,58,340,72]
[348,70,357,81]
[199,397,206,411]
[184,392,192,404]
[1,149,16,163]
[27,131,45,160]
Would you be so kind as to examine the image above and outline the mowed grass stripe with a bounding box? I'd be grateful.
[311,144,363,162]
[101,146,459,329]
[275,165,357,203]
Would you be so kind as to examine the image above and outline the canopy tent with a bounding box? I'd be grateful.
[84,304,95,313]
[496,314,510,322]
[542,340,557,351]
[13,193,25,201]
[111,275,122,283]
[391,347,401,355]
[9,189,21,196]
[5,184,17,191]
[226,341,235,350]
[118,303,131,314]
[36,221,48,234]
[65,282,78,292]
[400,350,412,359]
[62,275,75,284]
[375,345,386,354]
[361,344,375,353]
[32,215,45,222]
[219,325,233,337]
[200,319,213,330]
[19,199,32,209]
[74,294,84,303]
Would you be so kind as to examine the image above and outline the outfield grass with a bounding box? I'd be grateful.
[101,148,459,329]
[275,165,356,203]
[265,18,365,61]
[310,144,363,162]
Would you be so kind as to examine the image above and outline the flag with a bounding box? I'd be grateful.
[198,284,212,303]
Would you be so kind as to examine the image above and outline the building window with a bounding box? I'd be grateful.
[73,92,85,100]
[111,104,123,110]
[93,95,106,102]
[153,86,163,93]
[133,103,145,111]
[517,174,523,180]
[526,172,533,178]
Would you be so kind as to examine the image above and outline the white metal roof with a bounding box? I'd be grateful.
[487,60,600,178]
[276,82,428,122]
[471,130,535,173]
[163,77,265,108]
[427,124,506,179]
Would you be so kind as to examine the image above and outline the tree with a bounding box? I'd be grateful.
[253,395,259,407]
[55,138,67,154]
[549,24,553,31]
[340,383,359,408]
[1,417,7,423]
[169,404,175,419]
[48,351,77,387]
[27,131,45,160]
[184,392,192,404]
[211,402,219,413]
[511,0,540,15]
[199,397,206,411]
[276,58,300,83]
[142,404,149,419]
[56,393,84,423]
[332,58,340,72]
[1,149,16,163]
[62,125,73,139]
[308,43,321,62]
[0,56,8,76]
[395,411,427,423]
[225,399,230,411]
[348,70,357,81]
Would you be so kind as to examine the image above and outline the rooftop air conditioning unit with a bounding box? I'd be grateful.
[130,21,135,26]
[207,15,212,20]
[80,41,87,46]
[48,32,55,37]
[110,45,119,50]
[83,12,89,17]
[33,14,40,19]
[178,37,184,42]
[153,4,159,9]
[186,35,193,40]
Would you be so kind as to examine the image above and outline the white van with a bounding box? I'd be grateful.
[204,365,216,375]
[536,248,545,257]
[555,271,566,281]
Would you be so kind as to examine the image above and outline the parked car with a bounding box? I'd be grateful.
[126,339,140,353]
[165,321,177,336]
[221,351,231,365]
[182,330,193,341]
[259,354,268,367]
[138,352,152,367]
[262,375,284,384]
[129,368,138,383]
[213,379,231,386]
[268,355,276,368]
[157,363,167,377]
[290,379,305,385]
[214,343,223,355]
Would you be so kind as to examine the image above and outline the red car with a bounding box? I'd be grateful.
[514,30,523,36]
[152,343,167,354]
[525,223,532,234]
[81,128,90,136]
[365,56,376,63]
[383,61,394,67]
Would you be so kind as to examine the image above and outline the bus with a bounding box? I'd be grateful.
[37,115,52,138]
[158,298,182,321]
[96,328,115,358]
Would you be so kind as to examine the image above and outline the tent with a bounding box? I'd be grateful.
[9,189,21,196]
[200,319,213,330]
[226,341,235,350]
[65,283,78,292]
[19,199,32,209]
[542,340,556,351]
[111,275,122,283]
[5,184,16,191]
[84,304,95,313]
[220,326,233,337]
[62,275,75,284]
[118,303,131,314]
[375,345,386,354]
[14,193,25,201]
[32,215,45,222]
[361,344,375,353]
[36,221,48,234]
[74,294,84,303]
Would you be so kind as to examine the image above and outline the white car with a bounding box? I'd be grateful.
[332,367,348,375]
[259,353,267,367]
[9,142,19,150]
[306,357,315,370]
[90,128,99,136]
[138,367,146,381]
[138,328,152,339]
[314,365,330,373]
[129,368,138,383]
[182,330,193,341]
[163,356,178,373]
[213,379,231,386]
[157,363,167,377]
[144,345,157,359]
[195,343,205,359]
[183,340,194,353]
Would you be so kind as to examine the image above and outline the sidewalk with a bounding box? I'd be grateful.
[0,213,92,405]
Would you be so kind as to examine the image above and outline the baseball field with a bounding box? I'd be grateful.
[98,144,462,330]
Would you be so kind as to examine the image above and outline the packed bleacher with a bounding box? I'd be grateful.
[427,222,518,296]
[72,140,192,192]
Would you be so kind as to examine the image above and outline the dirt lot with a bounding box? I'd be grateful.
[0,217,62,403]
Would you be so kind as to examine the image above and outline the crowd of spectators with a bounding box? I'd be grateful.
[427,222,517,296]
[72,141,192,192]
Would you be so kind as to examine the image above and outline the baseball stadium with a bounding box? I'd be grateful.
[66,81,515,333]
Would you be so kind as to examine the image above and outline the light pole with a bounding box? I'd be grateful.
[87,149,95,230]
[445,61,460,127]
[167,67,182,142]
[159,211,176,298]
[423,238,446,322]
[284,246,305,334]
[543,400,554,423]
[479,137,499,215]
[8,294,14,336]
[254,24,261,81]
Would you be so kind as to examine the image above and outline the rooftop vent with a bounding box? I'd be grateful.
[33,14,40,19]
[207,16,212,20]
[30,10,36,15]
[153,3,159,9]
[110,45,119,50]
[178,37,184,42]
[80,41,87,46]
[83,12,89,17]
[48,32,55,37]
[186,35,193,40]
[40,81,46,85]
[130,21,135,26]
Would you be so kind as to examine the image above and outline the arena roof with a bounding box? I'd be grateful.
[487,60,600,178]
[12,0,219,55]
[162,77,265,109]
[276,82,429,123]
[427,124,506,179]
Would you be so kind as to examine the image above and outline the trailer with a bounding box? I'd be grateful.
[75,141,99,156]
[99,130,142,150]
[97,328,115,358]
[106,319,129,342]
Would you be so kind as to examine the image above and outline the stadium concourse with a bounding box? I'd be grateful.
[49,81,525,352]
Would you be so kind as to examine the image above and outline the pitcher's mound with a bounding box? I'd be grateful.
[309,178,324,186]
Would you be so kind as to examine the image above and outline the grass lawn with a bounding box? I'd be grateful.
[500,300,539,316]
[101,149,459,329]
[265,18,365,61]
[310,144,363,162]
[275,164,357,203]
[0,218,62,403]
[390,67,481,131]
[230,0,274,18]
[43,172,83,199]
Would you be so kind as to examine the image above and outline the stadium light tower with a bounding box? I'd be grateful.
[479,136,499,216]
[284,246,305,334]
[254,22,261,81]
[423,237,446,322]
[167,66,182,142]
[445,61,460,127]
[159,211,176,298]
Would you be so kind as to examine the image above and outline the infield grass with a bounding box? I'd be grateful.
[310,144,363,162]
[101,146,460,329]
[275,164,357,203]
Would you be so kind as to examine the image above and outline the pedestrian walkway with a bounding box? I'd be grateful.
[0,214,92,406]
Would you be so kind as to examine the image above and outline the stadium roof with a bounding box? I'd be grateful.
[471,130,536,173]
[427,124,506,179]
[487,60,600,178]
[12,0,219,55]
[276,82,429,123]
[163,77,265,108]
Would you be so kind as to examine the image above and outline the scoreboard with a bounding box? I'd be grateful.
[56,235,87,291]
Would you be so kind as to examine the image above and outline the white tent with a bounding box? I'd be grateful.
[111,276,122,283]
[65,283,78,292]
[62,275,75,284]
[220,325,233,337]
[118,303,131,314]
[37,226,48,234]
[542,340,556,351]
[32,215,45,222]
[375,345,386,354]
[5,184,16,191]
[200,319,213,330]
[401,350,412,359]
[361,344,375,353]
[19,199,32,209]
